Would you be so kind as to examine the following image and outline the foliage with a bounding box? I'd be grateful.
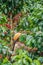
[0,0,43,65]
[1,58,12,65]
[0,13,11,45]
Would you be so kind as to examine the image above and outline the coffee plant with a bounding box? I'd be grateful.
[0,0,43,65]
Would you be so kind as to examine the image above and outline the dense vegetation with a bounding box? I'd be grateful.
[0,0,43,65]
